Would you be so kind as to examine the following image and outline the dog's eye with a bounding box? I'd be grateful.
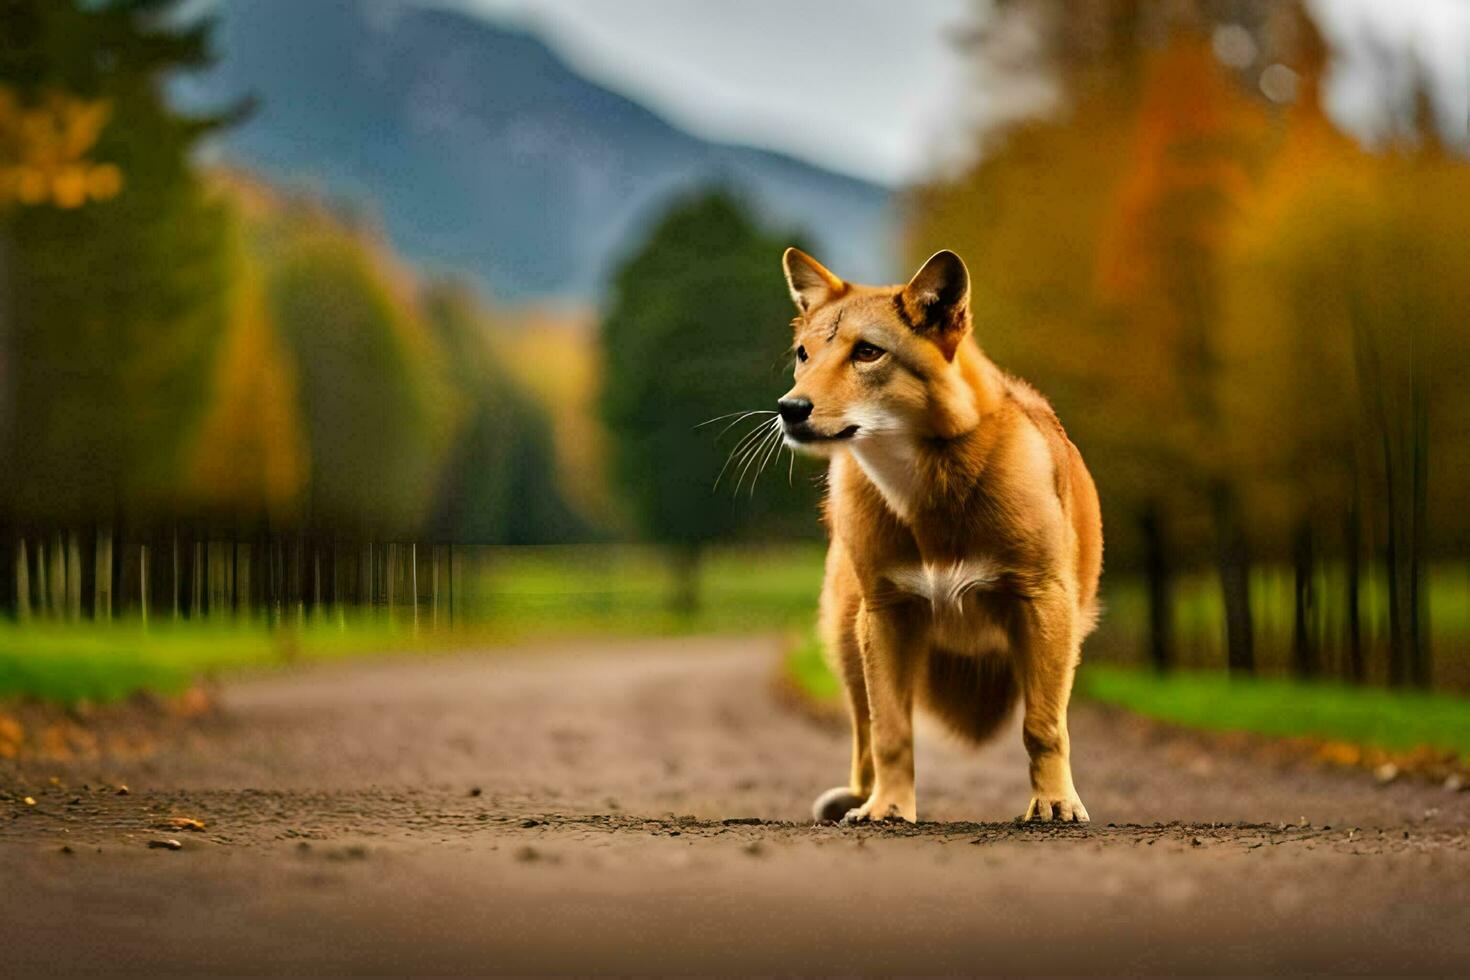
[852,341,885,363]
[796,345,808,363]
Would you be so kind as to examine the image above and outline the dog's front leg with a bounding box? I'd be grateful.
[1017,600,1089,823]
[843,600,919,823]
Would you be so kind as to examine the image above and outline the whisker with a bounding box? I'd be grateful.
[724,419,776,496]
[713,418,774,492]
[733,418,779,497]
[713,409,776,442]
[695,409,775,431]
[749,423,785,497]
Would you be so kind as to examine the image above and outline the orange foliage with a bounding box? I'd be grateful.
[187,247,308,519]
[0,86,123,209]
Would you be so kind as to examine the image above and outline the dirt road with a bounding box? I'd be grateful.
[2,637,1467,974]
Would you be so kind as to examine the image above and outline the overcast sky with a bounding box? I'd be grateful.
[426,0,1469,186]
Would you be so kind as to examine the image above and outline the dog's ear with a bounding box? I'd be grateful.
[896,250,970,361]
[783,247,846,314]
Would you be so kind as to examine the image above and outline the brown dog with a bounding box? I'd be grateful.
[779,247,1103,824]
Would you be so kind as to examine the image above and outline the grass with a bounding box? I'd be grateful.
[0,544,832,705]
[784,630,843,702]
[782,639,1470,761]
[1078,665,1470,759]
[9,539,1470,751]
[0,618,417,705]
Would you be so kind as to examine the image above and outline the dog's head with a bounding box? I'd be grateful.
[778,247,978,455]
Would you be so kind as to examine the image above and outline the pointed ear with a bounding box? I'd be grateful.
[896,250,971,361]
[783,247,846,314]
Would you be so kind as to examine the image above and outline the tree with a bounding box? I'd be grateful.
[423,281,583,545]
[600,190,819,610]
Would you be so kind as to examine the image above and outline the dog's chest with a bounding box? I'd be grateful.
[885,559,1012,656]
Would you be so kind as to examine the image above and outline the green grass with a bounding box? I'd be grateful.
[0,544,831,705]
[458,543,826,637]
[0,618,416,705]
[1078,665,1470,759]
[784,630,843,702]
[782,639,1470,760]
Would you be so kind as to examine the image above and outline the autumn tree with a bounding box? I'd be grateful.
[0,0,243,619]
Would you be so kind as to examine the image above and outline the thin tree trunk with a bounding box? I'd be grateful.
[81,523,98,620]
[668,543,702,615]
[1140,502,1173,673]
[15,537,30,623]
[49,532,65,618]
[1409,383,1430,688]
[1212,482,1254,674]
[1345,502,1363,683]
[109,525,122,621]
[386,543,396,624]
[1291,520,1317,679]
[66,531,81,621]
[411,542,419,632]
[35,536,48,618]
[139,544,149,628]
[0,516,15,622]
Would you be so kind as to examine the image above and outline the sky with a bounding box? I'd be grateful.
[428,0,1469,186]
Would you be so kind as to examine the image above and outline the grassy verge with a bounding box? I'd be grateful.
[783,630,843,703]
[1078,665,1470,759]
[0,544,832,705]
[0,619,422,704]
[782,641,1470,761]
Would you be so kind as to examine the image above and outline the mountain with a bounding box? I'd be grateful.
[173,0,896,300]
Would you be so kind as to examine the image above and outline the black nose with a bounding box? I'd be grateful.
[778,397,814,425]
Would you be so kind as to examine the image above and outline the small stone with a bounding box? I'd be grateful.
[1444,774,1466,793]
[1374,763,1399,784]
[115,785,130,796]
[22,796,35,806]
[1191,837,1202,847]
[59,845,73,854]
[468,787,482,797]
[147,838,183,851]
[520,818,541,828]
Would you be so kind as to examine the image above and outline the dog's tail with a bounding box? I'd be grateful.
[921,650,1018,745]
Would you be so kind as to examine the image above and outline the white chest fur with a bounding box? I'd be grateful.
[886,559,1011,657]
[848,434,921,521]
[886,559,1002,612]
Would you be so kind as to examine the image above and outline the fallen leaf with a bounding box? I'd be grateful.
[159,817,206,832]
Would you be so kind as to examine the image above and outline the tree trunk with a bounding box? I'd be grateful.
[1139,502,1174,673]
[80,523,98,620]
[15,536,30,623]
[1344,503,1363,683]
[1212,482,1255,674]
[1409,387,1430,688]
[1291,520,1317,679]
[0,517,15,622]
[668,543,702,615]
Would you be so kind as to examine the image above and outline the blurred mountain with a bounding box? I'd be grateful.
[173,0,895,300]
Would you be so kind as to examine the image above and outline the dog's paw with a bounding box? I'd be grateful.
[812,787,865,824]
[1022,794,1090,823]
[840,793,916,825]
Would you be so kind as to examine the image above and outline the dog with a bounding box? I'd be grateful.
[779,247,1103,824]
